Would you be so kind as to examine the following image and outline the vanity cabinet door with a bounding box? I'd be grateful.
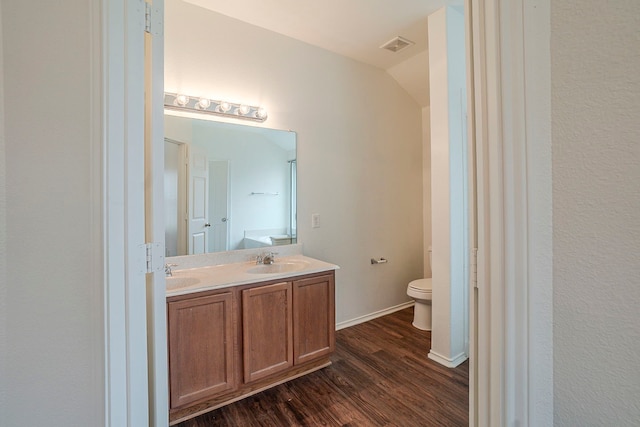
[293,273,335,365]
[242,282,293,383]
[168,291,236,408]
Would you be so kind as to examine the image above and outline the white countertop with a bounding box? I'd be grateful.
[166,254,339,297]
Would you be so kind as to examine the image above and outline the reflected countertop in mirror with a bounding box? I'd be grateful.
[164,113,297,257]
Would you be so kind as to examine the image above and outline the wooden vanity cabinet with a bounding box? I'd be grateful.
[167,271,335,424]
[167,290,237,409]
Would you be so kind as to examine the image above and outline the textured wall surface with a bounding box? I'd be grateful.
[0,1,6,420]
[523,0,553,424]
[1,0,104,425]
[552,1,640,424]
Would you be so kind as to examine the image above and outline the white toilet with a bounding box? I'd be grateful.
[407,247,432,331]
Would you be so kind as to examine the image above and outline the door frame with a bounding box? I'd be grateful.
[145,0,169,425]
[103,0,168,426]
[103,0,150,425]
[102,0,553,426]
[469,0,552,426]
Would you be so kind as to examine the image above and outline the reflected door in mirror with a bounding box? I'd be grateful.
[189,144,209,254]
[209,160,230,252]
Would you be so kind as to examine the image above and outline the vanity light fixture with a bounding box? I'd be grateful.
[164,92,268,122]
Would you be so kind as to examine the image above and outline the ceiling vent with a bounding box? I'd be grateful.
[380,36,415,53]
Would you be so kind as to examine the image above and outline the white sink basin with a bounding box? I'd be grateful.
[166,275,200,290]
[246,261,309,275]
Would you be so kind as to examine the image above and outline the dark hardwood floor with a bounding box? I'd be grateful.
[176,307,469,426]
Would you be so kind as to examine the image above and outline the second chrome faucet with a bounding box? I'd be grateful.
[256,252,277,265]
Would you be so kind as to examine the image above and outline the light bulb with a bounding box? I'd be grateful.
[196,98,211,109]
[238,105,251,115]
[174,94,189,107]
[256,107,267,120]
[219,101,231,113]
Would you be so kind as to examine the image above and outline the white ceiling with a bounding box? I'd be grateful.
[183,0,454,107]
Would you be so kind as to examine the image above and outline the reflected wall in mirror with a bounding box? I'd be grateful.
[164,113,297,256]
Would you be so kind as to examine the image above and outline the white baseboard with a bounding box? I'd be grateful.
[428,349,468,368]
[336,301,415,331]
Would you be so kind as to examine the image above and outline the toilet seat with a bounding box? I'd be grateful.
[408,278,432,291]
[407,278,432,300]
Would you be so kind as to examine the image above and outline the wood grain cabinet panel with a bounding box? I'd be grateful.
[293,274,335,365]
[242,282,293,383]
[167,291,236,408]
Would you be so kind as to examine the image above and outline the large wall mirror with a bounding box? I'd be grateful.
[164,113,297,256]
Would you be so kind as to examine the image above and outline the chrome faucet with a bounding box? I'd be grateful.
[258,252,278,265]
[164,263,177,277]
[262,253,275,265]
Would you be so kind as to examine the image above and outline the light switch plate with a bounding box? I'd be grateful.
[311,213,320,228]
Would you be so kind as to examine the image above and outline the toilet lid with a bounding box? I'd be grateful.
[409,278,432,291]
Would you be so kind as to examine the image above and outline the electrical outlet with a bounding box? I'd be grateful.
[311,213,320,228]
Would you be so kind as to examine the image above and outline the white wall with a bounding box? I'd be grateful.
[523,0,553,423]
[0,0,104,425]
[165,0,424,324]
[422,106,432,278]
[427,6,468,367]
[0,1,6,419]
[552,0,640,424]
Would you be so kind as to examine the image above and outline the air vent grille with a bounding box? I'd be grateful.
[380,36,415,53]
